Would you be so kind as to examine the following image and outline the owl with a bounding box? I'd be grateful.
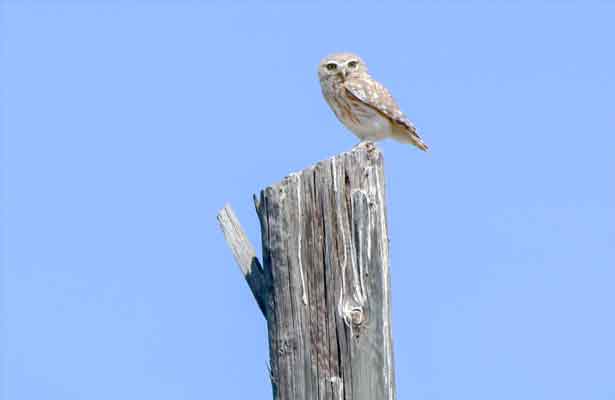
[318,52,428,151]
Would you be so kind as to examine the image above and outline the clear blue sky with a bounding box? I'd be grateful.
[2,1,614,399]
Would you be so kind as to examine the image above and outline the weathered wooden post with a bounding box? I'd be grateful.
[218,142,396,400]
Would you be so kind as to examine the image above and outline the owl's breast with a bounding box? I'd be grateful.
[344,105,392,141]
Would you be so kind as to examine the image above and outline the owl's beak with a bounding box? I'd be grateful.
[339,69,348,79]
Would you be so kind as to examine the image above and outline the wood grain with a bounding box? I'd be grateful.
[218,142,396,400]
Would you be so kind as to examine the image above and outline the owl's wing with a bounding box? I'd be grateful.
[344,78,428,151]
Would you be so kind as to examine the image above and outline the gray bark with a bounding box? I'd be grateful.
[218,142,396,400]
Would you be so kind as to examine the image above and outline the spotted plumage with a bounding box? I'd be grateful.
[318,52,428,151]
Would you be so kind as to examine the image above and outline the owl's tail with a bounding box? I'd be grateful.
[410,135,429,151]
[392,124,429,151]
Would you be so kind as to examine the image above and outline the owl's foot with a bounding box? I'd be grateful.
[352,141,376,151]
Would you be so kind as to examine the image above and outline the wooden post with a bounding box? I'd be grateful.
[218,142,396,400]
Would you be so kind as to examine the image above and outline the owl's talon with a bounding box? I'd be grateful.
[352,141,375,151]
[351,142,366,151]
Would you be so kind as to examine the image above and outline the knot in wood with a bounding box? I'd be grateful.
[277,337,295,355]
[349,306,365,326]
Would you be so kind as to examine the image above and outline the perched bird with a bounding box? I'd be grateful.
[318,52,428,151]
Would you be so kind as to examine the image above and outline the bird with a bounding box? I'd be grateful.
[318,52,428,151]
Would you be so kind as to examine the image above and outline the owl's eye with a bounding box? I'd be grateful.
[325,62,338,71]
[347,60,358,68]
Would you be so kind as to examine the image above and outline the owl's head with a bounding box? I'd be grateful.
[318,52,368,82]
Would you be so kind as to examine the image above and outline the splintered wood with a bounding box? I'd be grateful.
[218,142,396,400]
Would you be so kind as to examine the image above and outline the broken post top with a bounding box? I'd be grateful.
[258,141,383,199]
[218,141,387,319]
